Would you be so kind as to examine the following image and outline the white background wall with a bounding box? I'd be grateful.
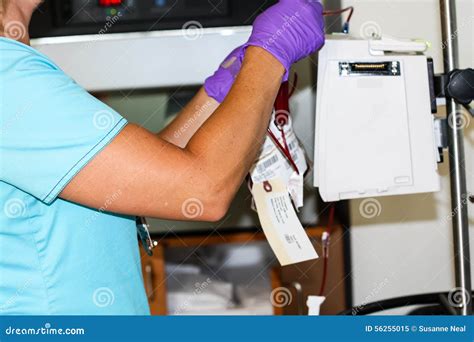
[337,0,474,311]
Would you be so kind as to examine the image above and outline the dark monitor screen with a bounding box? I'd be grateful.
[30,0,276,38]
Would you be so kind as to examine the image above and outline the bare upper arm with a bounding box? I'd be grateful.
[60,123,225,221]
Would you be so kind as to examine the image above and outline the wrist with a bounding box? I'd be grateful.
[242,46,286,81]
[244,42,290,81]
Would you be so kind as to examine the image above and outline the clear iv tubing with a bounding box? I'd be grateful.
[322,6,354,33]
[318,203,335,296]
[322,6,354,21]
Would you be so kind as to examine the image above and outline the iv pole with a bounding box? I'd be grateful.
[338,0,473,317]
[439,0,472,315]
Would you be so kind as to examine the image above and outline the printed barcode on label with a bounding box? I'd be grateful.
[288,140,298,151]
[257,155,279,173]
[264,155,279,168]
[256,155,279,174]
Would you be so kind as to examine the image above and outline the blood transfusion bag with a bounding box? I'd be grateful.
[248,82,317,266]
[249,110,308,208]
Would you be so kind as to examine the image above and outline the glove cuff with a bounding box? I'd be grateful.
[242,42,290,81]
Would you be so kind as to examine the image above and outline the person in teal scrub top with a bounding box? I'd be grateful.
[0,0,325,314]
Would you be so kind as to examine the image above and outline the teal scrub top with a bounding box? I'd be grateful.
[0,37,149,315]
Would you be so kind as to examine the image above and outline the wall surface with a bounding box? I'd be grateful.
[336,0,473,312]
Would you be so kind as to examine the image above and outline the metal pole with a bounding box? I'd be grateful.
[439,0,472,315]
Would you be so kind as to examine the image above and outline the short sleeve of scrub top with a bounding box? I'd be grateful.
[0,37,149,315]
[0,40,126,202]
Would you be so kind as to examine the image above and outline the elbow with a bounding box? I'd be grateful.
[203,203,229,223]
[203,189,232,222]
[181,152,237,222]
[193,182,233,223]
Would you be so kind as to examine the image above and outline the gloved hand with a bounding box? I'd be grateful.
[204,0,325,102]
[246,0,325,81]
[204,46,245,103]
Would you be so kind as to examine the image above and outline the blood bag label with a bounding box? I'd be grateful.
[252,178,318,266]
[249,111,308,208]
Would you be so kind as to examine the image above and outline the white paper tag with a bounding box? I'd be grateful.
[252,178,318,266]
[249,111,308,208]
[288,173,304,209]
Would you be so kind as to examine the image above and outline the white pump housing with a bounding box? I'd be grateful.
[314,36,440,202]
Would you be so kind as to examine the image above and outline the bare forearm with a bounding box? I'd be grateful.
[158,87,219,148]
[184,47,284,204]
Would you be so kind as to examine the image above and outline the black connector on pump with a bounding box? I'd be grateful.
[432,65,474,117]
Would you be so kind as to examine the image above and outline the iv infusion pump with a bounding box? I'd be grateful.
[314,36,441,202]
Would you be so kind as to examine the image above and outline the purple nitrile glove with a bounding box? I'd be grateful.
[245,0,325,81]
[204,45,245,103]
[204,0,324,102]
